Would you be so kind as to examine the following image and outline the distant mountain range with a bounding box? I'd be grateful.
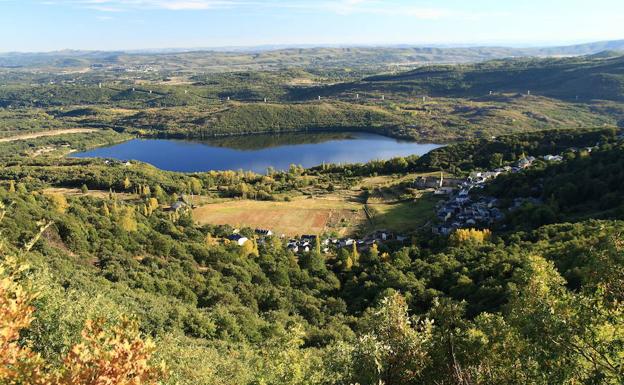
[1,39,623,71]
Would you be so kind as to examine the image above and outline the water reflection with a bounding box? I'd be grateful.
[73,132,441,173]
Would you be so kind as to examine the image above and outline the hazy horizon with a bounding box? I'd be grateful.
[2,38,624,56]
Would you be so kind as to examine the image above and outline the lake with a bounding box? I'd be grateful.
[72,132,441,173]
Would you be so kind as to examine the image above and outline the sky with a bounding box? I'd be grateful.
[1,0,623,52]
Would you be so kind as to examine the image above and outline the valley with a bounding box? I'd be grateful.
[1,43,624,385]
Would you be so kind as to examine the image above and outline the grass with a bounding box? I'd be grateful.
[193,185,442,237]
[366,193,441,233]
[357,171,454,190]
[43,187,138,201]
[193,196,364,237]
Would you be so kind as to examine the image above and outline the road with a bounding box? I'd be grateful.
[0,128,98,143]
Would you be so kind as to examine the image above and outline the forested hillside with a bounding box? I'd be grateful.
[1,42,624,384]
[298,54,624,102]
[2,53,624,142]
[1,127,623,384]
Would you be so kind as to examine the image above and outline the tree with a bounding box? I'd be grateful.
[239,239,259,258]
[8,180,16,193]
[153,185,165,203]
[314,235,321,255]
[490,153,504,168]
[55,318,165,385]
[189,178,202,195]
[351,242,359,265]
[49,193,69,214]
[337,248,353,271]
[503,253,624,384]
[80,184,88,194]
[204,233,217,248]
[300,250,326,274]
[122,177,131,191]
[142,185,151,198]
[146,198,158,216]
[450,228,492,245]
[0,259,166,385]
[238,183,250,199]
[390,157,409,171]
[101,203,110,217]
[118,207,138,232]
[352,293,433,385]
[0,260,43,384]
[369,243,379,259]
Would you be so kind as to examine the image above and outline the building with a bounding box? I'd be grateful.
[543,155,563,162]
[227,234,249,246]
[170,201,189,213]
[255,229,273,237]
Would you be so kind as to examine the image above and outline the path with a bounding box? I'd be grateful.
[0,128,98,143]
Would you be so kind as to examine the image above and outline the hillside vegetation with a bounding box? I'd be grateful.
[1,127,624,384]
[300,55,624,102]
[2,40,624,72]
[1,53,624,142]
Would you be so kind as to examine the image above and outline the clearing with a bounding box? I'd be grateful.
[0,128,97,142]
[193,190,440,236]
[193,196,365,237]
[365,193,440,233]
[43,187,138,201]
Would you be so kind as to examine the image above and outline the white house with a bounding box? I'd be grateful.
[228,234,249,246]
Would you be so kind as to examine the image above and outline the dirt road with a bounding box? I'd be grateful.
[0,128,98,143]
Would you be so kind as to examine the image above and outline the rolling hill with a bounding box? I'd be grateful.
[1,39,623,72]
[293,54,624,102]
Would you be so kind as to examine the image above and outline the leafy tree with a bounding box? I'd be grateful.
[0,260,43,384]
[153,185,166,203]
[0,259,165,385]
[118,206,138,232]
[100,203,110,217]
[122,176,131,191]
[54,318,165,385]
[49,193,69,214]
[189,178,202,195]
[450,228,492,245]
[146,198,159,216]
[239,239,259,258]
[352,293,433,385]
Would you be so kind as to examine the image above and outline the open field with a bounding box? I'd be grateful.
[43,187,138,201]
[366,193,441,233]
[0,128,97,142]
[357,171,453,190]
[193,196,365,237]
[193,189,441,236]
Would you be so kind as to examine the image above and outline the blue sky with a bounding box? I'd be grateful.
[1,0,623,52]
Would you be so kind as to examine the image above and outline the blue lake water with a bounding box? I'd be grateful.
[72,132,441,173]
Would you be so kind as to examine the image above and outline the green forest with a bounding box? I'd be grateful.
[1,49,624,385]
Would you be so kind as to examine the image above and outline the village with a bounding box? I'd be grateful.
[215,152,559,252]
[428,145,600,235]
[159,140,607,254]
[224,228,409,255]
[428,152,570,235]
